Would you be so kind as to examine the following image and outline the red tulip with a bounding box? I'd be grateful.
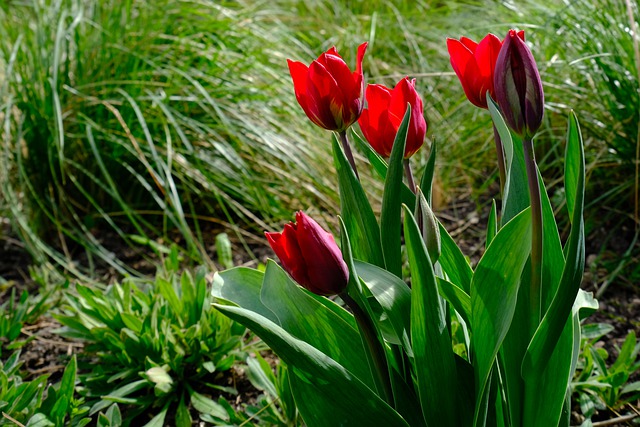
[494,29,544,139]
[358,77,427,158]
[287,43,368,132]
[447,32,524,109]
[265,211,349,296]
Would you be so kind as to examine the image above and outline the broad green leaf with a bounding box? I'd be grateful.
[213,304,409,427]
[522,291,596,427]
[211,267,277,323]
[471,208,532,425]
[260,261,373,388]
[437,277,471,325]
[351,129,415,208]
[190,391,229,420]
[332,135,385,267]
[339,218,393,402]
[487,200,497,247]
[25,414,55,427]
[438,222,473,293]
[522,112,585,374]
[51,355,76,424]
[142,405,168,427]
[355,260,412,353]
[175,396,192,427]
[380,107,411,277]
[488,97,529,225]
[90,380,148,415]
[419,139,437,206]
[404,205,460,427]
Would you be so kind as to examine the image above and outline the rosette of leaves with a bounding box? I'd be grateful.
[55,258,292,426]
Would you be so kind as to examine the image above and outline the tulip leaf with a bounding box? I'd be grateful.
[471,207,531,425]
[404,205,460,427]
[259,260,373,388]
[438,222,473,293]
[212,304,409,427]
[436,277,471,326]
[381,106,411,278]
[355,260,412,354]
[487,199,497,248]
[522,111,586,375]
[351,129,416,208]
[211,267,277,323]
[488,96,529,225]
[332,135,385,267]
[419,139,437,205]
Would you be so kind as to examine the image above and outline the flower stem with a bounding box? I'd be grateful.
[340,291,393,406]
[338,131,360,180]
[493,124,506,196]
[523,137,543,331]
[404,158,417,194]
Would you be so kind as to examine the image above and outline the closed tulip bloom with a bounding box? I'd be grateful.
[287,43,368,132]
[494,29,544,139]
[265,211,349,296]
[358,77,427,158]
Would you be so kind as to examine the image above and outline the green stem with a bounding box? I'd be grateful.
[523,137,543,331]
[403,158,417,194]
[340,291,393,406]
[493,124,506,196]
[338,131,359,180]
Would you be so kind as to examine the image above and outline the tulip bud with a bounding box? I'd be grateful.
[265,211,349,296]
[493,29,544,139]
[358,77,427,159]
[287,43,368,132]
[415,187,441,263]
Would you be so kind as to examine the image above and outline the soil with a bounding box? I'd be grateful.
[1,193,639,426]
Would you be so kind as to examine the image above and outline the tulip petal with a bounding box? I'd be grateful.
[295,212,349,296]
[447,38,485,108]
[475,33,503,99]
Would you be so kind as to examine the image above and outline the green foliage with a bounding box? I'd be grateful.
[572,324,640,423]
[0,354,92,426]
[0,286,58,356]
[54,265,267,424]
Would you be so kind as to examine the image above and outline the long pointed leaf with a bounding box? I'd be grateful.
[213,304,409,427]
[333,135,385,267]
[380,107,411,277]
[404,205,460,427]
[471,208,532,424]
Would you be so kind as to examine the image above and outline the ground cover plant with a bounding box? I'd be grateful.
[0,0,639,426]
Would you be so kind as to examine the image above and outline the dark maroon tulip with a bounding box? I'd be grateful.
[265,211,349,296]
[493,29,544,138]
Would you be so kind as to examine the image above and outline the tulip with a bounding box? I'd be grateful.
[358,77,427,159]
[265,211,349,296]
[447,33,503,109]
[287,43,368,132]
[493,29,544,139]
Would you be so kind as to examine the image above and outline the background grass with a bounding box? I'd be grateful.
[0,0,638,287]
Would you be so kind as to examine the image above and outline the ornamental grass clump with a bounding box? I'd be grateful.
[212,30,592,427]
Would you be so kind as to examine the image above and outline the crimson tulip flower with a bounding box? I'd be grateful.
[447,32,524,109]
[265,211,349,296]
[358,77,426,159]
[287,43,368,132]
[494,29,544,139]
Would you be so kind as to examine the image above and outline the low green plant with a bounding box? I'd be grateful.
[0,353,91,426]
[54,254,294,426]
[572,324,640,424]
[0,286,58,356]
